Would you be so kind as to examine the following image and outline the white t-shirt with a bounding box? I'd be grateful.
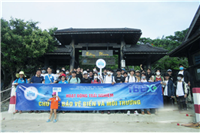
[176,82,184,96]
[164,80,169,96]
[140,79,147,83]
[125,75,136,83]
[53,74,60,81]
[104,75,115,83]
[178,71,184,81]
[41,73,47,78]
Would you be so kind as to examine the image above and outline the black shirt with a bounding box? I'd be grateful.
[146,73,152,81]
[76,73,83,80]
[81,78,91,83]
[115,75,125,83]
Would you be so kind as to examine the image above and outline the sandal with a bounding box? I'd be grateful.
[46,119,51,122]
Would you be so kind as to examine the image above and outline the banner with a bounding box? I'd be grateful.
[16,82,163,111]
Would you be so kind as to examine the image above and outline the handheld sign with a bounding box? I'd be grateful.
[53,87,61,100]
[96,59,106,77]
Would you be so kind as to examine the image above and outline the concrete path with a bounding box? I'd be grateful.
[1,106,199,132]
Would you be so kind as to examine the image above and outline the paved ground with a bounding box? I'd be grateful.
[1,104,199,132]
[1,119,199,132]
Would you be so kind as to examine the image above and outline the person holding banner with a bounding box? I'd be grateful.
[81,71,91,83]
[103,69,115,85]
[115,69,125,83]
[46,92,61,123]
[91,73,101,84]
[44,67,55,84]
[125,69,137,83]
[13,71,28,114]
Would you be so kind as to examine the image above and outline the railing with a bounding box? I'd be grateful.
[0,87,12,103]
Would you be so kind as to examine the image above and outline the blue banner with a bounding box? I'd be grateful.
[16,82,163,111]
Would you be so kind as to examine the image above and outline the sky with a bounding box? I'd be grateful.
[1,0,200,39]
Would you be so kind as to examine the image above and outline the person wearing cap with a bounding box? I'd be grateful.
[54,70,65,83]
[46,92,61,123]
[125,69,137,83]
[175,74,188,111]
[177,64,191,98]
[44,67,55,84]
[135,70,141,82]
[58,74,68,84]
[161,73,175,106]
[115,69,125,83]
[13,71,28,114]
[67,71,80,84]
[121,68,126,76]
[81,71,91,83]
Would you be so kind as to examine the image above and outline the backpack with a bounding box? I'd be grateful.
[154,76,164,81]
[126,76,137,83]
[16,78,26,83]
[68,77,79,83]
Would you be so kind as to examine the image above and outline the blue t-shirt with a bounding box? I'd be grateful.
[30,76,44,83]
[14,78,28,84]
[58,80,68,84]
[44,74,54,84]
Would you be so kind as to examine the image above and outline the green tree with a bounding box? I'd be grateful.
[1,18,58,91]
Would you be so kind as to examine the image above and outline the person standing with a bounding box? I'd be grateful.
[135,70,141,82]
[175,74,188,111]
[125,69,137,83]
[146,68,153,82]
[13,71,28,114]
[115,69,125,83]
[81,71,91,83]
[67,71,81,84]
[177,64,191,98]
[44,67,55,84]
[76,67,83,80]
[161,73,175,107]
[58,74,68,84]
[41,68,47,78]
[88,71,94,80]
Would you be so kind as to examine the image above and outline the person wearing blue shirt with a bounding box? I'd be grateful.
[58,74,68,84]
[30,69,44,83]
[13,71,28,114]
[44,67,55,84]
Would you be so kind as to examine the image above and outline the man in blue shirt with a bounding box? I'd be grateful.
[30,69,44,83]
[44,67,54,84]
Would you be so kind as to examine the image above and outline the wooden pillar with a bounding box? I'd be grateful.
[70,40,75,71]
[120,39,125,69]
[75,49,79,68]
[147,55,151,69]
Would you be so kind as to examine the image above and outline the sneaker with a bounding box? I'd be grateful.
[134,111,139,116]
[53,119,57,123]
[127,110,130,116]
[46,119,51,122]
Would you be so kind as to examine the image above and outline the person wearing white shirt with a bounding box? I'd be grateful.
[175,74,188,111]
[103,70,115,85]
[125,69,137,83]
[140,73,151,115]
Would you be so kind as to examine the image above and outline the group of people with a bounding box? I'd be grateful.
[13,64,191,122]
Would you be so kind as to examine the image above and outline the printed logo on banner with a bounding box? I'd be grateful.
[24,86,38,100]
[53,87,62,92]
[129,84,158,93]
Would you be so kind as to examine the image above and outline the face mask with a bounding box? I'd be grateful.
[42,70,46,74]
[65,72,69,75]
[156,72,160,75]
[179,67,184,70]
[62,69,65,71]
[107,72,111,75]
[177,77,181,80]
[93,69,96,72]
[111,73,113,75]
[142,76,146,79]
[98,72,100,75]
[56,70,60,74]
[128,73,130,76]
[94,76,98,79]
